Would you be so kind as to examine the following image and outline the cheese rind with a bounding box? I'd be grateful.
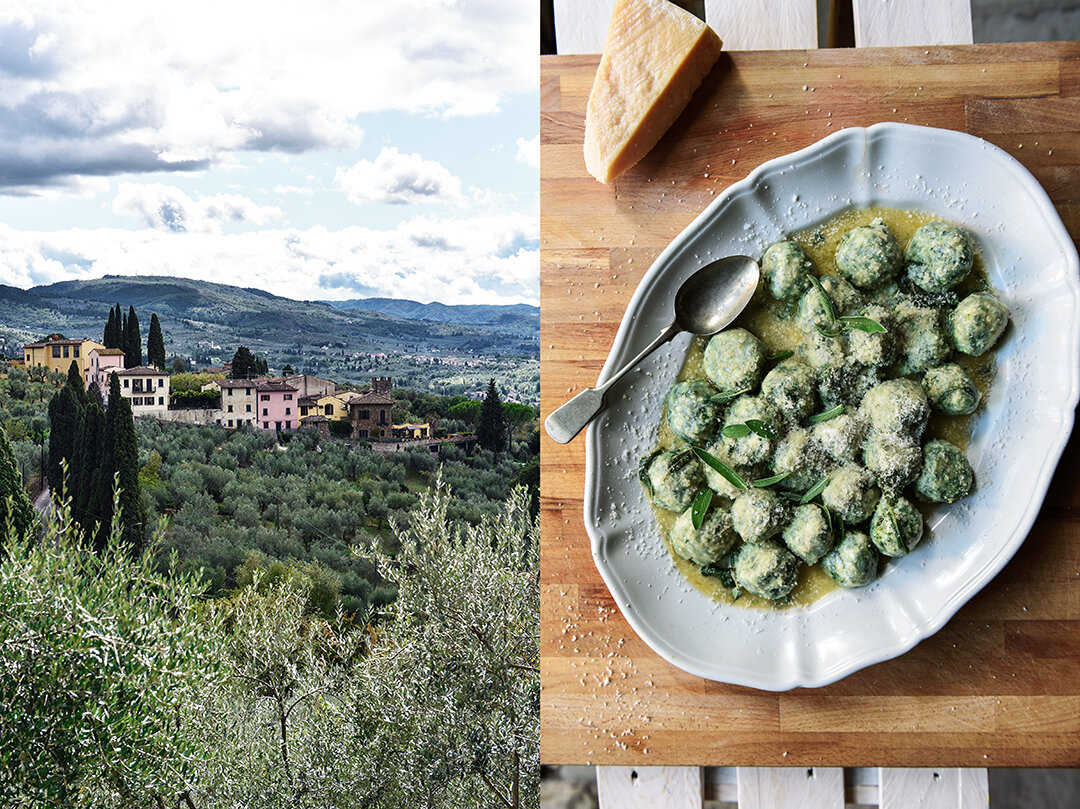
[584,0,723,184]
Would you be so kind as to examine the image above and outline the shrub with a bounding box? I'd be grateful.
[0,500,224,806]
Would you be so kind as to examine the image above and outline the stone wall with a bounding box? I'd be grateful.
[157,408,218,426]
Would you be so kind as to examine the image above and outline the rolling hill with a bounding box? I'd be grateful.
[0,275,539,403]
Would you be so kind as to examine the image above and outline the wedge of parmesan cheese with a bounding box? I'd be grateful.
[584,0,722,184]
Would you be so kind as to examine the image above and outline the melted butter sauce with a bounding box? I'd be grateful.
[650,206,996,611]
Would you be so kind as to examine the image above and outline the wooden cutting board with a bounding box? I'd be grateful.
[541,42,1080,767]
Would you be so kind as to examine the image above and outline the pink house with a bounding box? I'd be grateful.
[256,380,299,431]
[84,348,126,393]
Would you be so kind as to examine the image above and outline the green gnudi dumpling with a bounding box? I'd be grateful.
[950,292,1009,356]
[923,363,981,415]
[733,540,800,600]
[913,439,974,503]
[782,503,835,565]
[821,529,879,587]
[821,465,880,524]
[796,274,862,333]
[720,394,781,466]
[894,304,952,376]
[670,504,739,566]
[731,487,788,544]
[859,378,930,440]
[761,240,815,301]
[703,328,766,393]
[905,221,974,293]
[869,496,924,557]
[639,448,703,512]
[835,219,903,290]
[761,358,817,422]
[665,379,722,444]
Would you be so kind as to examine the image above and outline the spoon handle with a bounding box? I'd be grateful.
[544,321,680,444]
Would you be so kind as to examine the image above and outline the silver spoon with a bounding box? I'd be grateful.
[544,255,760,445]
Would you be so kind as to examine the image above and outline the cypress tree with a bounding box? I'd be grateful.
[46,385,80,498]
[105,303,124,349]
[124,306,142,368]
[111,391,143,553]
[72,401,104,533]
[94,374,123,552]
[146,313,166,370]
[66,360,86,405]
[230,346,257,379]
[0,428,35,539]
[477,378,508,453]
[103,306,116,348]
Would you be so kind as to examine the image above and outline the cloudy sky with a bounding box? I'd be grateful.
[0,1,538,306]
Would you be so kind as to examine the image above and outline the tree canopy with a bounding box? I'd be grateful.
[147,313,166,370]
[477,378,508,453]
[229,346,268,379]
[124,305,142,368]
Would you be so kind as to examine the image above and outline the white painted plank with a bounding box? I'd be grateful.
[703,0,817,49]
[554,0,614,55]
[879,768,989,809]
[596,766,704,808]
[959,768,990,809]
[737,767,845,809]
[852,0,973,47]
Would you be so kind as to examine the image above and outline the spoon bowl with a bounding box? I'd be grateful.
[544,255,759,444]
[674,255,760,335]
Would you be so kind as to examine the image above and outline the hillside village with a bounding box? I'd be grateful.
[22,334,442,445]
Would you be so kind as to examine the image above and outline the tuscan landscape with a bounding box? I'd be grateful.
[0,290,540,807]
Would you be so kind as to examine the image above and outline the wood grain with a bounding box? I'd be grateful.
[596,765,704,807]
[540,42,1080,767]
[852,0,973,48]
[736,767,844,809]
[702,0,817,50]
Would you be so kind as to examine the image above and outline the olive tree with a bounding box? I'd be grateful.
[0,495,224,807]
[367,477,539,809]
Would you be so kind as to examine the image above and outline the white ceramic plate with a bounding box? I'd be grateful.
[583,122,1080,690]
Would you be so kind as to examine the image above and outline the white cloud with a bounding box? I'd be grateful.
[0,0,535,193]
[335,147,463,206]
[111,182,283,232]
[273,184,314,197]
[0,211,539,306]
[515,135,540,169]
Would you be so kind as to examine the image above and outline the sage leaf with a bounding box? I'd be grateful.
[839,315,887,334]
[711,386,750,405]
[808,404,844,424]
[883,498,907,554]
[721,424,752,439]
[691,489,713,530]
[799,475,830,504]
[808,274,838,324]
[744,419,778,440]
[767,350,794,362]
[752,471,791,488]
[691,446,748,490]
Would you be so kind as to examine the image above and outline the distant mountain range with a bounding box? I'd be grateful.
[326,297,539,328]
[0,275,538,363]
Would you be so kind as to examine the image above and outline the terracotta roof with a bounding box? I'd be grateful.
[25,338,97,348]
[216,378,257,388]
[349,392,394,406]
[298,394,320,404]
[115,365,168,375]
[90,348,126,356]
[257,380,298,393]
[300,414,329,423]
